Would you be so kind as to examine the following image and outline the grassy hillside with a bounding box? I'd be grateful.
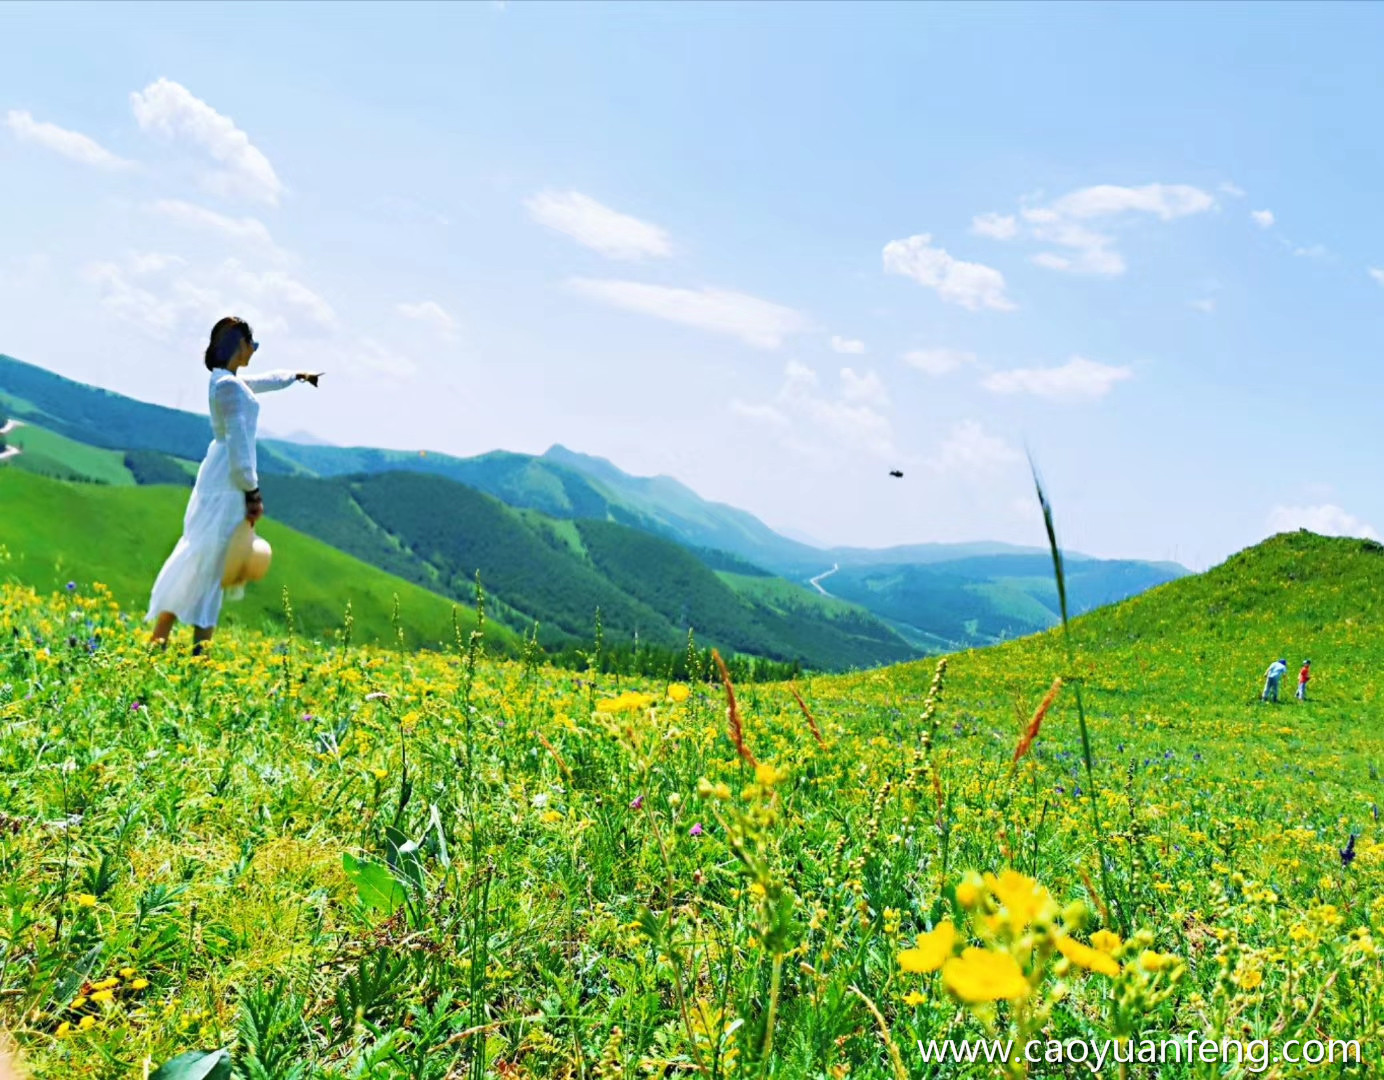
[2,422,136,486]
[0,468,507,652]
[575,519,915,668]
[2,529,1381,1078]
[0,354,306,477]
[1072,528,1384,700]
[0,354,214,461]
[260,471,916,669]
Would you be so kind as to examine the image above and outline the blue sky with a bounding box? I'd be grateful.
[3,1,1383,568]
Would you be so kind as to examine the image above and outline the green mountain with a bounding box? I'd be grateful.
[0,351,1188,655]
[0,468,508,653]
[256,471,916,670]
[825,552,1188,650]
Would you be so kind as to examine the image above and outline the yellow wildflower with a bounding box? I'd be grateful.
[91,989,115,1004]
[79,1015,96,1031]
[898,922,956,973]
[985,870,1054,930]
[942,947,1029,1003]
[755,762,784,787]
[955,874,983,910]
[1139,949,1177,972]
[903,990,926,1006]
[75,893,97,907]
[1090,929,1122,954]
[1056,934,1120,977]
[596,692,656,714]
[667,683,691,703]
[131,978,150,990]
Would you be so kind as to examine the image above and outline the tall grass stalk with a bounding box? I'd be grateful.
[1030,461,1124,931]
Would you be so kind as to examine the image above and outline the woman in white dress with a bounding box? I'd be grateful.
[147,316,321,652]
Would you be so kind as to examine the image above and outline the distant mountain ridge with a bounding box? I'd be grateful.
[0,351,1190,655]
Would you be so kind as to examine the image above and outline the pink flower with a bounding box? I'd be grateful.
[689,822,704,837]
[630,795,644,811]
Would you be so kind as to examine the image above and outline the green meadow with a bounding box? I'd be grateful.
[1,527,1380,1077]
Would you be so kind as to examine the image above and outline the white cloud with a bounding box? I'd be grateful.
[1369,268,1384,287]
[1266,504,1379,541]
[1293,244,1327,259]
[1047,183,1215,221]
[1220,181,1246,198]
[525,190,672,260]
[567,278,809,349]
[396,300,457,338]
[971,212,1019,240]
[130,78,282,205]
[982,355,1133,400]
[82,260,193,338]
[1189,297,1216,314]
[839,366,889,407]
[220,261,336,332]
[84,254,335,340]
[5,110,132,170]
[830,335,866,354]
[1003,182,1216,276]
[901,347,976,376]
[1251,209,1275,229]
[882,234,1015,311]
[1024,218,1125,275]
[734,360,896,459]
[148,199,280,253]
[928,420,1022,475]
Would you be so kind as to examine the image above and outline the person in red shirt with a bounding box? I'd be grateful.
[1296,659,1311,701]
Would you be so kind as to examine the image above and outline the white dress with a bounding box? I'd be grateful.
[146,368,298,628]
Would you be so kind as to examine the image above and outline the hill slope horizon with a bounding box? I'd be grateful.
[0,351,1177,571]
[1,350,1189,653]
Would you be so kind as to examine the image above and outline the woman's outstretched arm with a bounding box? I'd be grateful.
[239,369,302,394]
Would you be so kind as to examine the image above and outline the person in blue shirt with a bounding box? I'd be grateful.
[1262,658,1288,703]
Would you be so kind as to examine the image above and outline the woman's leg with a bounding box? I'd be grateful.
[191,625,215,656]
[150,612,177,648]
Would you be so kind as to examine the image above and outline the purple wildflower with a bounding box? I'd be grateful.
[689,822,704,837]
[630,795,644,811]
[1341,833,1358,869]
[65,582,76,591]
[130,702,143,712]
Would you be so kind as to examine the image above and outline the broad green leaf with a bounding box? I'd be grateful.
[342,852,406,914]
[149,1049,232,1080]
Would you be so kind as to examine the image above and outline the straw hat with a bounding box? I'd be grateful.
[222,520,273,589]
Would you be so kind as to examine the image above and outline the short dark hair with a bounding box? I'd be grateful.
[205,316,253,371]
